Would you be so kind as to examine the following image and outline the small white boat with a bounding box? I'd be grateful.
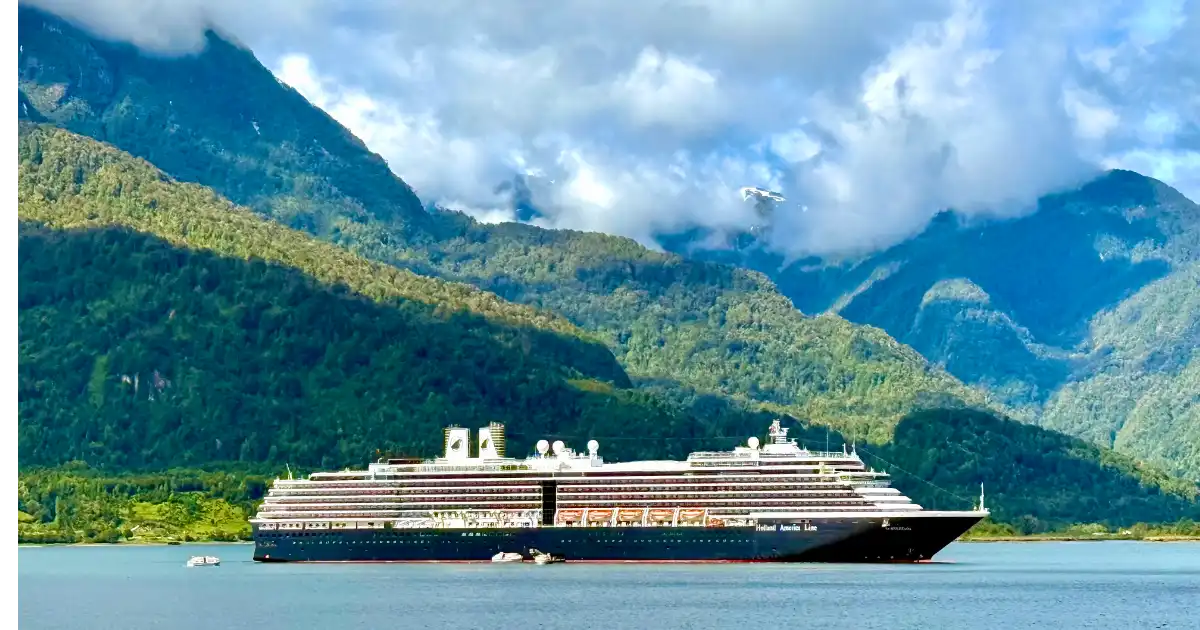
[185,555,221,567]
[528,548,564,565]
[491,552,524,563]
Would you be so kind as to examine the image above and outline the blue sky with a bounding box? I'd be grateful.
[29,0,1200,256]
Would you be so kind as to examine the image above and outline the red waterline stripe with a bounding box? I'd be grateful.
[281,559,769,564]
[267,558,939,565]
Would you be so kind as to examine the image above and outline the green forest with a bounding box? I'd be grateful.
[16,125,1200,542]
[18,123,763,470]
[690,171,1200,479]
[18,467,270,544]
[962,518,1200,541]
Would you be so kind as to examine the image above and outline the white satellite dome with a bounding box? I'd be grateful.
[535,439,549,455]
[587,439,599,454]
[552,440,565,454]
[748,436,760,449]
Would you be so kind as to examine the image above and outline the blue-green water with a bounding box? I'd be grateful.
[19,541,1200,629]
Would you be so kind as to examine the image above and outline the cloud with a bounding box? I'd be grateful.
[23,0,318,53]
[25,0,1200,256]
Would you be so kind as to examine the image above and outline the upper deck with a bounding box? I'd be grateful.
[303,420,879,482]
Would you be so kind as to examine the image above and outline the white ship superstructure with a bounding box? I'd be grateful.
[250,420,954,533]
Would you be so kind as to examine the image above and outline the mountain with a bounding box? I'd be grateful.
[17,123,1200,529]
[15,5,991,445]
[17,10,431,238]
[17,122,723,468]
[668,172,1200,479]
[16,6,1200,530]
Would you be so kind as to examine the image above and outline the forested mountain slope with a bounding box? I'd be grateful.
[668,171,1200,479]
[17,5,991,442]
[17,123,705,469]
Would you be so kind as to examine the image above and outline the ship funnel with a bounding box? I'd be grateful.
[444,425,471,461]
[479,422,506,459]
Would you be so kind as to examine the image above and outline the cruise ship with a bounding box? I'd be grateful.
[250,420,988,563]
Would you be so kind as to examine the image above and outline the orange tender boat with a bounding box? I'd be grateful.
[587,509,613,522]
[617,509,644,522]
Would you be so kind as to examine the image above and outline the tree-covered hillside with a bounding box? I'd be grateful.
[669,172,1200,479]
[17,123,724,469]
[18,123,1200,529]
[18,467,269,544]
[16,6,993,443]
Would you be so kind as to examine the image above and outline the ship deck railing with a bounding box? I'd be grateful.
[687,450,855,460]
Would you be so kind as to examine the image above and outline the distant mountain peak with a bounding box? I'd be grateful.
[1059,168,1197,213]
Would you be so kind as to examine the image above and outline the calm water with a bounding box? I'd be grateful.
[18,541,1200,629]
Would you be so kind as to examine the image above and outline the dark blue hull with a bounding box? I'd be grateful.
[253,515,983,563]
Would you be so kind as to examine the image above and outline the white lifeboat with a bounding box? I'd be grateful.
[528,548,564,565]
[185,555,220,567]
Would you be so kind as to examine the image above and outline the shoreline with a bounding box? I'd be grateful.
[19,540,253,548]
[20,537,1200,548]
[961,536,1200,543]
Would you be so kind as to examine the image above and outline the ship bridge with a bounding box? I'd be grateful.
[687,420,867,469]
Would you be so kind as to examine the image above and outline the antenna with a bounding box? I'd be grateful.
[286,463,293,480]
[979,483,986,512]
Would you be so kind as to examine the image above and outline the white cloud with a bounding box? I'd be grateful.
[612,48,727,132]
[1064,88,1120,142]
[26,0,1200,256]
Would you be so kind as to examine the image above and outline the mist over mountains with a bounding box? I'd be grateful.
[666,170,1200,479]
[22,0,1200,258]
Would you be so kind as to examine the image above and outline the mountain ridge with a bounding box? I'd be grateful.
[18,122,797,469]
[16,4,999,443]
[665,169,1200,478]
